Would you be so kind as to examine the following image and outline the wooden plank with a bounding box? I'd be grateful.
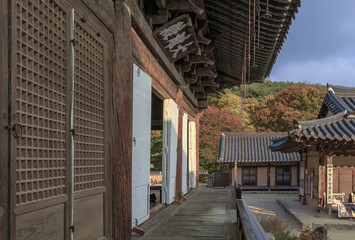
[14,195,69,216]
[112,1,133,239]
[136,187,228,239]
[0,0,8,239]
[81,0,116,32]
[74,194,105,240]
[16,204,65,240]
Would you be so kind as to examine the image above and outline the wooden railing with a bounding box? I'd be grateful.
[234,180,270,240]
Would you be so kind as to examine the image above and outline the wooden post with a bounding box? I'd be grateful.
[267,163,271,190]
[175,88,183,202]
[0,0,8,239]
[112,1,133,239]
[195,117,200,188]
[325,155,333,213]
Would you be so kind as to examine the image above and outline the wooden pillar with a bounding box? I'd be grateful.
[175,88,183,202]
[232,163,237,187]
[325,155,333,212]
[195,117,200,188]
[318,165,326,207]
[112,1,133,239]
[267,163,271,190]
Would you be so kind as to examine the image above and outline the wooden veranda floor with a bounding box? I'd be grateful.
[133,185,230,240]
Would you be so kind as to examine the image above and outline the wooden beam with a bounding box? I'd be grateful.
[132,226,145,236]
[190,55,214,65]
[167,0,204,15]
[196,67,218,78]
[201,79,219,88]
[190,84,203,92]
[146,11,169,25]
[197,21,211,44]
[198,99,208,109]
[155,0,166,9]
[185,76,198,84]
[112,1,132,239]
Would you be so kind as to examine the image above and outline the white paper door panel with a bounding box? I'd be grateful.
[189,121,197,188]
[132,64,151,226]
[162,99,179,204]
[182,113,188,194]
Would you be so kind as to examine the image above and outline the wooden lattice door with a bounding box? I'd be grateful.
[10,0,112,239]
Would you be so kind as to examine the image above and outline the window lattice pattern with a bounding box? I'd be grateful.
[16,0,67,204]
[74,22,105,192]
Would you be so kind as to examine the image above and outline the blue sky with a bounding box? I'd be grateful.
[270,0,355,87]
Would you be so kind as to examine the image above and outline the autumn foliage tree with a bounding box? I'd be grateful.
[199,106,249,172]
[248,86,325,132]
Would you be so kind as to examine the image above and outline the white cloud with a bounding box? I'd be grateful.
[271,56,355,87]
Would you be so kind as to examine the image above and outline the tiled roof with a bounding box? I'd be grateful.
[270,110,355,152]
[318,85,355,118]
[218,132,300,163]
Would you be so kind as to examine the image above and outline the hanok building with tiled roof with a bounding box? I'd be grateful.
[270,85,355,211]
[218,132,300,190]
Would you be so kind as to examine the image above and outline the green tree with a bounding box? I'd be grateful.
[208,89,255,130]
[151,130,163,171]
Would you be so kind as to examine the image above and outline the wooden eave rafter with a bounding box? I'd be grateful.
[205,0,299,84]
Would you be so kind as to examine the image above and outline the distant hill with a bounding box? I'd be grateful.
[207,80,327,132]
[228,80,327,103]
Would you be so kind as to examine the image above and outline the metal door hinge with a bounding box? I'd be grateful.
[70,39,76,47]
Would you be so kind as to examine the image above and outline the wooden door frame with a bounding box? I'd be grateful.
[0,0,9,239]
[67,1,113,238]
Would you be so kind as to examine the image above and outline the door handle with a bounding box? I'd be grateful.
[4,123,23,139]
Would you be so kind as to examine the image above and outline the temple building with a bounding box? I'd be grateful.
[270,86,355,212]
[218,132,300,190]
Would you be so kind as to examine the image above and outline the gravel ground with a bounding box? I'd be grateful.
[242,191,355,240]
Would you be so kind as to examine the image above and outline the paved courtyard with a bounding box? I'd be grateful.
[243,191,355,240]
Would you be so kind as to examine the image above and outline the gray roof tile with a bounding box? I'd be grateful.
[270,111,355,152]
[218,132,300,163]
[318,85,355,118]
